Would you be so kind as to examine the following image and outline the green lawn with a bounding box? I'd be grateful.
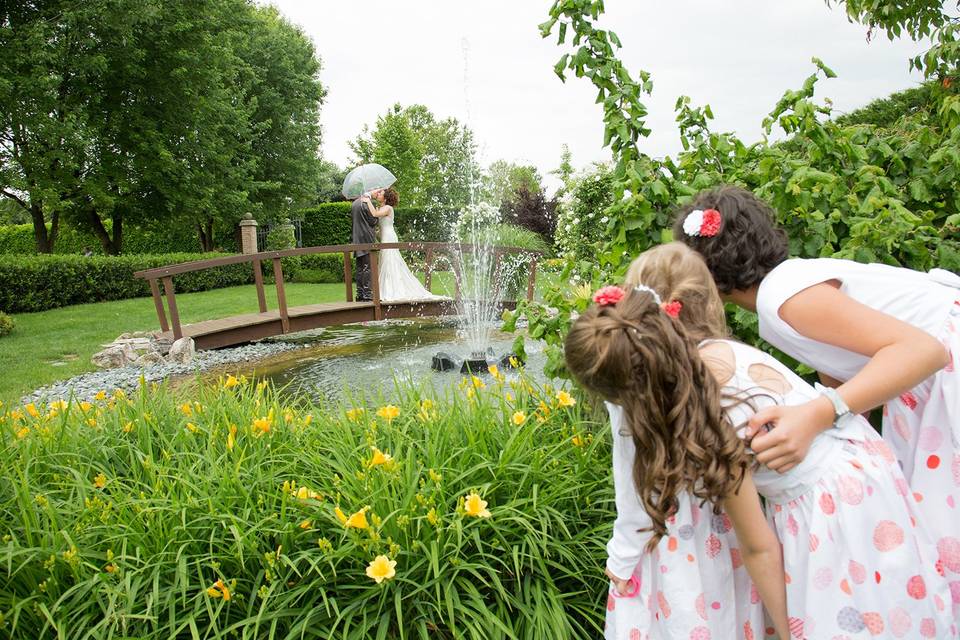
[0,271,487,406]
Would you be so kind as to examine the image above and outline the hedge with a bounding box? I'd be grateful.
[0,253,254,314]
[299,203,451,248]
[0,221,236,255]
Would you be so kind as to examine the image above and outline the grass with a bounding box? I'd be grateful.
[0,374,610,638]
[0,265,562,406]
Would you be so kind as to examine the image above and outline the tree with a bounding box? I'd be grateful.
[499,185,557,243]
[350,104,478,214]
[315,160,347,203]
[550,144,575,196]
[481,160,543,208]
[0,0,326,254]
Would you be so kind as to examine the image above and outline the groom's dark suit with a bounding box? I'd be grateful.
[351,197,378,301]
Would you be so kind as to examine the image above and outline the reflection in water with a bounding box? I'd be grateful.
[248,317,547,405]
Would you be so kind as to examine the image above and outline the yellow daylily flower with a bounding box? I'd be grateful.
[302,414,313,427]
[283,410,294,424]
[206,579,231,601]
[94,390,107,401]
[571,435,584,447]
[223,374,240,389]
[512,411,526,426]
[94,473,107,489]
[295,486,322,501]
[185,422,198,433]
[368,447,394,468]
[334,506,348,524]
[463,491,491,518]
[122,421,134,433]
[25,403,39,418]
[508,355,520,368]
[346,408,365,422]
[556,390,576,408]
[365,555,397,584]
[428,469,442,483]
[376,405,400,422]
[50,400,68,412]
[226,424,237,450]
[10,409,24,421]
[471,376,485,390]
[299,519,312,530]
[16,426,29,439]
[252,416,272,436]
[179,403,193,417]
[426,507,439,526]
[339,506,370,529]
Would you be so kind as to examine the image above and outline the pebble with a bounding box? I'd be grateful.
[22,340,309,405]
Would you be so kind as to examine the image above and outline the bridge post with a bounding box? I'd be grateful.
[343,252,353,302]
[272,257,290,333]
[147,278,170,333]
[424,248,433,292]
[253,259,267,313]
[162,276,183,340]
[527,258,538,301]
[370,250,382,320]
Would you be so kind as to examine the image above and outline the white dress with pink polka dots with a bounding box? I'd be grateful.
[757,259,960,622]
[602,404,765,640]
[720,339,956,639]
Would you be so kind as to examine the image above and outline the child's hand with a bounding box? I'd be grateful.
[605,568,632,596]
[746,400,833,473]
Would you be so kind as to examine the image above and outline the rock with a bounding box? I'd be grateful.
[134,351,166,367]
[91,344,137,369]
[168,337,195,365]
[153,336,174,355]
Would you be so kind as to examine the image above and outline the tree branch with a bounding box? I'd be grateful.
[0,189,28,209]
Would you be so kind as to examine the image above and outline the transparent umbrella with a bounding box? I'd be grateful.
[341,163,396,199]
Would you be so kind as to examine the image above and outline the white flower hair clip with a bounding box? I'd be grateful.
[682,208,722,237]
[633,285,662,305]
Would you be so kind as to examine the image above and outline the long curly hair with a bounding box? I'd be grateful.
[383,187,399,207]
[671,185,788,294]
[564,286,749,549]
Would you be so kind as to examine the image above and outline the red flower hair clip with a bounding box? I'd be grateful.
[593,285,625,306]
[661,300,683,318]
[682,208,722,237]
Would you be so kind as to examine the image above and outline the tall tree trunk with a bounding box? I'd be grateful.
[30,203,54,253]
[87,209,117,255]
[110,210,122,255]
[197,217,215,252]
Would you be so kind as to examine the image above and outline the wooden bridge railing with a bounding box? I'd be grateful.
[133,242,541,342]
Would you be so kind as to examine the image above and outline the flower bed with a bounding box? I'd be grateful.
[0,371,610,638]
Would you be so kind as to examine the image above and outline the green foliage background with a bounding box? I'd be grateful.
[514,0,960,378]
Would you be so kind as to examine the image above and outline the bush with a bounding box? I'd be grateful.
[0,253,254,314]
[0,311,13,337]
[296,253,346,283]
[266,220,300,281]
[553,164,615,263]
[299,203,451,248]
[0,376,610,638]
[0,221,232,255]
[500,185,558,243]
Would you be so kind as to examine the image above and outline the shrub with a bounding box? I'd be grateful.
[296,253,346,283]
[553,164,615,264]
[0,253,254,314]
[0,311,13,337]
[499,185,558,243]
[266,220,300,281]
[299,203,450,248]
[0,221,230,255]
[0,376,610,638]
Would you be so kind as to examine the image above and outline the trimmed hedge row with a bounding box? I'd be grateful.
[0,222,230,256]
[299,203,450,248]
[0,253,254,314]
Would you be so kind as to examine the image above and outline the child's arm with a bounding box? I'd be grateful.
[723,472,790,640]
[604,403,654,589]
[749,282,948,472]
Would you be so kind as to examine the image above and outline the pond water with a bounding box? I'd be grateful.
[246,317,549,404]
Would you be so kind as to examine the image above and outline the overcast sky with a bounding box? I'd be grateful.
[264,1,928,192]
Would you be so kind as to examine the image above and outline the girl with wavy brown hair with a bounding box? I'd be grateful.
[567,243,954,640]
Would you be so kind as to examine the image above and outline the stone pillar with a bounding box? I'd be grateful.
[239,213,258,254]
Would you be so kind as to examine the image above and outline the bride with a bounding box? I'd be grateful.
[361,188,447,302]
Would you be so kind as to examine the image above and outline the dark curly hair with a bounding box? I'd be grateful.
[671,185,788,294]
[383,187,399,207]
[564,287,749,550]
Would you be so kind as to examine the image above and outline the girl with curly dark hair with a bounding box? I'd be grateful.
[566,243,953,640]
[673,187,960,601]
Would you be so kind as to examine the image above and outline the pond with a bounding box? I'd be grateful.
[244,317,549,404]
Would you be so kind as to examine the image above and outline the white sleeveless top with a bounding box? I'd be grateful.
[710,339,869,502]
[756,258,959,381]
[379,208,398,243]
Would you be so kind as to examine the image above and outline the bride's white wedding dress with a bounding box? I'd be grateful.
[377,207,447,302]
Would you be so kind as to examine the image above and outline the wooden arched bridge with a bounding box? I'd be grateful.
[134,242,540,350]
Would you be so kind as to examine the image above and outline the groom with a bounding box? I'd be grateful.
[351,188,383,301]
